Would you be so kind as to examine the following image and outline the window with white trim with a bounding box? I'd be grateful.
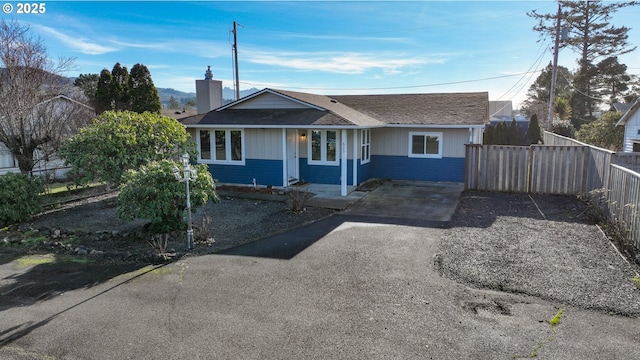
[198,129,245,164]
[408,132,442,158]
[308,129,339,165]
[361,129,371,164]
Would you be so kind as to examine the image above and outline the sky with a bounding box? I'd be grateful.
[2,1,640,109]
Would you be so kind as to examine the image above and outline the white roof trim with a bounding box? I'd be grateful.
[216,88,326,111]
[188,124,378,130]
[616,99,640,127]
[384,124,486,129]
[188,124,485,130]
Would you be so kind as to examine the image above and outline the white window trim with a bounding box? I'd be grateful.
[408,131,443,159]
[361,129,371,164]
[197,129,245,165]
[307,129,340,166]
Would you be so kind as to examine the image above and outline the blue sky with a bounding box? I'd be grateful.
[3,1,640,108]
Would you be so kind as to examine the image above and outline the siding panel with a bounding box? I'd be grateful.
[208,159,283,186]
[372,128,469,158]
[245,129,282,160]
[371,155,465,182]
[232,93,309,109]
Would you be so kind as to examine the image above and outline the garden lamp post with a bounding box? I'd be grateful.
[172,153,198,251]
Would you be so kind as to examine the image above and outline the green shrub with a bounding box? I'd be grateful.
[61,110,195,186]
[0,173,45,224]
[550,120,576,139]
[117,160,219,233]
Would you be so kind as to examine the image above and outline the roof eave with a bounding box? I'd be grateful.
[616,99,640,127]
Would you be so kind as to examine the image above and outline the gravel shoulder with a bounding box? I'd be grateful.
[437,191,640,316]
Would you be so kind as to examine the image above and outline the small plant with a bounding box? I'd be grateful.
[632,276,640,289]
[286,188,311,213]
[520,308,565,359]
[21,235,48,247]
[194,212,215,245]
[549,308,564,328]
[148,234,171,260]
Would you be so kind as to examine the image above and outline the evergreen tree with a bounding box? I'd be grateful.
[521,62,572,126]
[168,96,180,109]
[525,114,543,145]
[74,73,99,112]
[597,56,631,103]
[110,63,130,111]
[95,69,113,114]
[128,63,161,114]
[528,1,638,124]
[493,122,508,145]
[508,119,524,145]
[483,125,494,145]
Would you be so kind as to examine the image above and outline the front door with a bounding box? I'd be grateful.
[286,129,299,184]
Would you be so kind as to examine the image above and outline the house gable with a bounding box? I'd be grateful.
[617,100,640,152]
[229,92,319,110]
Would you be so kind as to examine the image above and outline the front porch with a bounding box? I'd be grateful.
[290,183,366,210]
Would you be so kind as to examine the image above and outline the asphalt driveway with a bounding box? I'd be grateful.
[1,185,639,359]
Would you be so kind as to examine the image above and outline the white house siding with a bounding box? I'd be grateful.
[0,143,16,171]
[622,109,640,152]
[371,127,469,157]
[245,128,283,160]
[232,93,308,109]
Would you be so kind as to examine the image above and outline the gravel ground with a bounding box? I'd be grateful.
[7,191,334,261]
[437,191,640,317]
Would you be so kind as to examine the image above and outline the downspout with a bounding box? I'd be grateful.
[353,129,358,186]
[282,128,287,188]
[341,130,347,196]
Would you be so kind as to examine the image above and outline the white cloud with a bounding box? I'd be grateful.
[33,25,117,55]
[245,51,446,75]
[107,39,167,50]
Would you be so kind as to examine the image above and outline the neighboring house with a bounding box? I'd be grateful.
[181,80,488,196]
[616,99,640,152]
[0,94,94,176]
[488,100,529,135]
[610,102,632,114]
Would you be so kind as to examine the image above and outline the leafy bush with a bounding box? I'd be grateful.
[0,173,45,224]
[550,120,576,139]
[117,160,219,233]
[576,111,624,151]
[61,110,195,186]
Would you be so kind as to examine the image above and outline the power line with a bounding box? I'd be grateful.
[495,40,549,101]
[239,71,545,92]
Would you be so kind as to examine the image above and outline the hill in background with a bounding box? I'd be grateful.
[158,87,259,108]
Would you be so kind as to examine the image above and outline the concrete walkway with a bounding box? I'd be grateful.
[342,180,463,222]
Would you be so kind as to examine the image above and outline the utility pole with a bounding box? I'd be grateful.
[232,21,240,101]
[547,3,562,130]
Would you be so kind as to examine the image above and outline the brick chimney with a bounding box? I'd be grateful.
[196,66,223,114]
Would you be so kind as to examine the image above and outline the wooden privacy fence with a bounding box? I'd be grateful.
[466,131,640,252]
[607,165,640,251]
[465,144,596,195]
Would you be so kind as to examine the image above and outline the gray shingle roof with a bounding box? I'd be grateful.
[183,108,354,127]
[331,92,489,126]
[183,89,489,127]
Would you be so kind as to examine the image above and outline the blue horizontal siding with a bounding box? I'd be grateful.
[207,159,283,187]
[358,160,373,184]
[299,158,342,185]
[204,156,464,187]
[370,155,465,182]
